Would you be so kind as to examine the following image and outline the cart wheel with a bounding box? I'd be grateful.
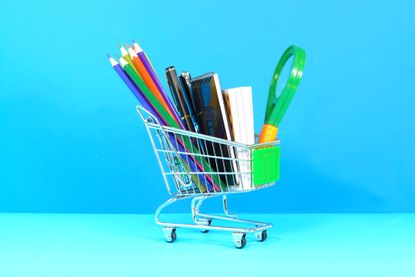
[200,219,212,233]
[255,230,267,242]
[232,233,247,249]
[163,227,177,243]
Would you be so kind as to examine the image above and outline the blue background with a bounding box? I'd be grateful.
[1,0,414,213]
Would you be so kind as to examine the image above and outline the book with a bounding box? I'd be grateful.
[191,73,236,187]
[223,86,255,189]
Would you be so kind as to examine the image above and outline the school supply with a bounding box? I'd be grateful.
[223,86,255,144]
[179,72,198,132]
[223,86,255,189]
[259,45,306,143]
[190,73,232,141]
[132,41,155,71]
[190,73,236,185]
[165,66,195,132]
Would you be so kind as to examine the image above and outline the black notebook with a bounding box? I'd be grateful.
[190,73,236,186]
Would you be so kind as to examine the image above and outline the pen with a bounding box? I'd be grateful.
[165,66,195,132]
[179,72,198,132]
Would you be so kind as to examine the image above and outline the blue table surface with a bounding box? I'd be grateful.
[0,213,414,276]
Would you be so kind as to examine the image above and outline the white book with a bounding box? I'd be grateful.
[212,74,233,142]
[223,86,255,189]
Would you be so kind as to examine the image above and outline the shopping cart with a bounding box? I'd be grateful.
[137,105,281,249]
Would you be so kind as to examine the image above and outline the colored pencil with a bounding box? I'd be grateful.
[132,40,155,70]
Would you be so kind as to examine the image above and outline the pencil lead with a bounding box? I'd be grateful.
[108,54,118,67]
[126,43,131,49]
[120,45,128,56]
[106,53,111,58]
[119,56,128,67]
[128,46,138,58]
[133,42,142,53]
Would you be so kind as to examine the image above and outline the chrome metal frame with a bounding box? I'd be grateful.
[136,105,279,248]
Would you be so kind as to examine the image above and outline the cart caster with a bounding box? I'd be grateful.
[255,230,268,242]
[163,227,176,243]
[200,219,212,233]
[232,232,247,249]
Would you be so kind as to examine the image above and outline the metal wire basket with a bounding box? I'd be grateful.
[137,105,280,249]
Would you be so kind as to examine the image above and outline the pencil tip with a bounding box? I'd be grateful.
[108,54,118,66]
[128,46,138,57]
[132,39,136,43]
[118,56,128,67]
[133,42,142,53]
[126,43,131,49]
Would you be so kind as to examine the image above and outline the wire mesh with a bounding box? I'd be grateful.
[137,106,278,196]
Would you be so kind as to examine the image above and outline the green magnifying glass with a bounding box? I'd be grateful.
[258,45,306,143]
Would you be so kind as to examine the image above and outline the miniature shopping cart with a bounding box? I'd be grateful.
[137,105,281,249]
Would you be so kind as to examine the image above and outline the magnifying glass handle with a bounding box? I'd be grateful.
[259,124,278,143]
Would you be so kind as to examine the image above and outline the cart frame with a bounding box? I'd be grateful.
[137,106,280,248]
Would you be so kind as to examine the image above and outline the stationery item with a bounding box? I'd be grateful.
[131,41,174,118]
[190,73,236,185]
[118,57,224,192]
[120,45,140,76]
[223,86,255,189]
[127,47,181,126]
[132,40,154,69]
[179,72,198,132]
[165,66,195,132]
[223,86,255,144]
[191,73,232,140]
[259,45,306,143]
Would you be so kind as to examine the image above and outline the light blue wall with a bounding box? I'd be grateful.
[1,0,414,213]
